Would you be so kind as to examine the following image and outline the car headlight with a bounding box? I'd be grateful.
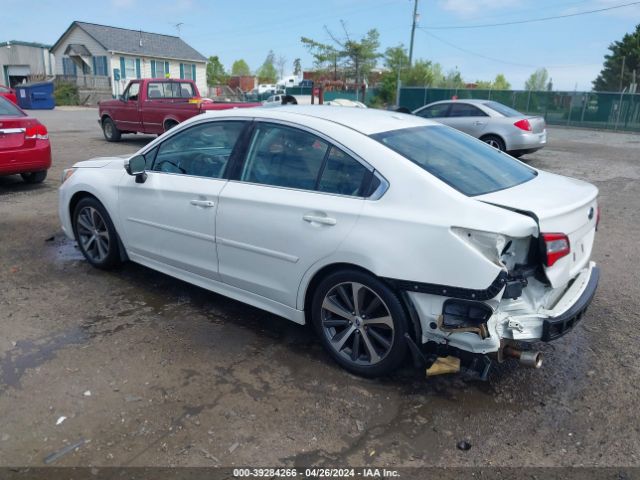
[61,168,76,184]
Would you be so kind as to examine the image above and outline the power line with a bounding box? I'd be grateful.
[418,28,601,69]
[422,1,640,30]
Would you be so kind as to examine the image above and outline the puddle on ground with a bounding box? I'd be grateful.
[46,235,84,263]
[0,327,88,391]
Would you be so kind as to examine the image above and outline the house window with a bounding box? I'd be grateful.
[93,56,108,76]
[180,63,196,81]
[151,60,170,78]
[62,57,77,76]
[124,58,136,79]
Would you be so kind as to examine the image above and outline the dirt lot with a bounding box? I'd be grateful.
[0,107,639,468]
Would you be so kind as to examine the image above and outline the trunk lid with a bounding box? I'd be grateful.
[477,170,598,288]
[527,116,546,134]
[0,116,38,151]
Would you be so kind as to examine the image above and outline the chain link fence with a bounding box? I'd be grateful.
[398,87,640,132]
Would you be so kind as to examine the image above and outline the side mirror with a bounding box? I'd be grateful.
[118,95,126,102]
[125,155,147,183]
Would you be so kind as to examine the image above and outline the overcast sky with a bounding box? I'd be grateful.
[2,0,638,90]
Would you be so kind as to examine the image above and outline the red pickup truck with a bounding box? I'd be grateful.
[98,79,260,142]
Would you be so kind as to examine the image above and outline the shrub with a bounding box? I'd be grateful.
[54,82,79,106]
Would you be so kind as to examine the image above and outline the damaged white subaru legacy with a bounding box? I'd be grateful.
[59,106,599,379]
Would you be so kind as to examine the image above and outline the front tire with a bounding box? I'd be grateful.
[73,197,121,269]
[21,170,47,184]
[311,269,409,377]
[481,134,506,152]
[102,117,121,142]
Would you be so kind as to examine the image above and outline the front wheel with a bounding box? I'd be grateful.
[73,197,121,269]
[102,117,121,142]
[311,269,409,377]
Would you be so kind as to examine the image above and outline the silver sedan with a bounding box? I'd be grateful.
[413,99,547,157]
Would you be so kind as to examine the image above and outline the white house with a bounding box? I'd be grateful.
[51,21,207,97]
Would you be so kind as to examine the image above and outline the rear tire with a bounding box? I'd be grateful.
[72,197,121,270]
[102,117,121,142]
[481,134,506,152]
[311,269,409,377]
[21,171,47,184]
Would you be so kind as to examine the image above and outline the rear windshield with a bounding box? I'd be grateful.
[0,97,24,117]
[482,101,523,117]
[372,125,536,196]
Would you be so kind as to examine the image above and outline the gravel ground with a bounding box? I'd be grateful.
[0,108,639,468]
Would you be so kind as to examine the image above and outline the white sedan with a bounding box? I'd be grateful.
[59,106,600,378]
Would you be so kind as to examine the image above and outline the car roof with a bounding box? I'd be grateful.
[204,105,438,135]
[428,99,491,105]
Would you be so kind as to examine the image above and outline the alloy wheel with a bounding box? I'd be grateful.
[104,122,113,137]
[76,206,110,263]
[320,282,395,366]
[485,138,501,149]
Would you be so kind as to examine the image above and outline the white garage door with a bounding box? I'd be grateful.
[7,65,31,76]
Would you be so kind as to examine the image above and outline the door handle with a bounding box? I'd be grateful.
[473,121,486,126]
[190,200,215,208]
[303,214,336,226]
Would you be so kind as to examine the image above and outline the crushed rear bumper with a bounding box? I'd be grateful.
[541,265,600,341]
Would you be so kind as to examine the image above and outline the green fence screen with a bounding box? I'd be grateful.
[398,87,640,132]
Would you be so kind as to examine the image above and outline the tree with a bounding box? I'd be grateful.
[525,68,549,91]
[384,44,409,73]
[231,59,251,76]
[276,55,287,80]
[330,25,381,85]
[301,36,343,80]
[293,58,302,76]
[493,74,511,90]
[257,50,278,83]
[206,56,227,86]
[593,24,640,91]
[475,74,511,90]
[302,23,381,84]
[442,68,465,88]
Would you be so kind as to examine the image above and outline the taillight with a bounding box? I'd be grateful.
[25,124,48,140]
[514,119,532,132]
[542,233,571,267]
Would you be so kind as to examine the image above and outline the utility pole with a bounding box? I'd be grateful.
[408,0,419,67]
[619,55,626,91]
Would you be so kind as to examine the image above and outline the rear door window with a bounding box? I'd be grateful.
[240,124,328,190]
[317,147,370,196]
[448,103,487,117]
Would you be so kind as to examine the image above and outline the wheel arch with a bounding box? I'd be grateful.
[163,116,180,131]
[300,262,421,342]
[479,132,507,150]
[68,190,128,261]
[100,113,113,124]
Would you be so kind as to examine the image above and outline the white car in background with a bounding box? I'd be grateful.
[58,107,599,378]
[413,99,547,157]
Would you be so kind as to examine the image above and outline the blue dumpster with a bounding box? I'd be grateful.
[15,82,55,110]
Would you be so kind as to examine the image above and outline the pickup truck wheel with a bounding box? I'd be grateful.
[102,118,121,142]
[164,120,179,132]
[21,171,47,184]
